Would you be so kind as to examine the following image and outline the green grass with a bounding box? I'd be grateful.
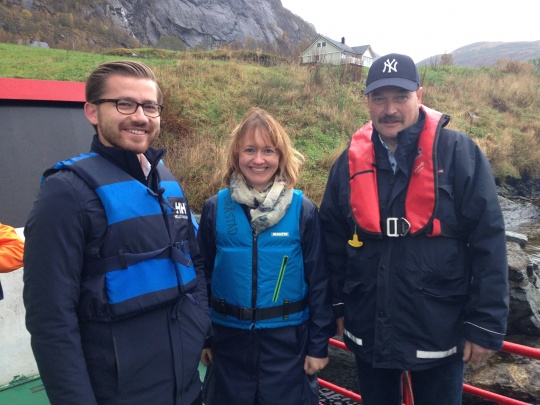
[2,43,539,209]
[0,44,177,81]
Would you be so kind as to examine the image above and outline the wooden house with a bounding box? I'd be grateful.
[300,35,375,67]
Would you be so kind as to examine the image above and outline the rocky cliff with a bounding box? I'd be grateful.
[462,198,540,404]
[106,0,317,52]
[2,0,317,53]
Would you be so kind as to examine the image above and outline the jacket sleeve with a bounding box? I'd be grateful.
[197,195,218,299]
[301,198,336,358]
[23,172,98,405]
[196,195,218,346]
[319,150,351,319]
[0,222,24,273]
[454,134,509,350]
[187,204,210,316]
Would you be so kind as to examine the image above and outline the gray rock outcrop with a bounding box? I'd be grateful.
[106,0,317,51]
[499,195,540,231]
[465,335,540,404]
[506,241,540,336]
[465,227,540,404]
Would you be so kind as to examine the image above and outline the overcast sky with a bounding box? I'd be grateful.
[280,0,540,63]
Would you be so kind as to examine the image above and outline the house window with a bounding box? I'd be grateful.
[322,42,326,47]
[317,43,321,48]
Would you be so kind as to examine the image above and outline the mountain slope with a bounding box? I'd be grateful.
[418,40,540,67]
[109,0,317,52]
[0,0,317,54]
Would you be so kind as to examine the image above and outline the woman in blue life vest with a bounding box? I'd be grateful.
[197,107,335,405]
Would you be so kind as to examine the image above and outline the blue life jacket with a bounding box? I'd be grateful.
[45,152,197,321]
[210,188,309,329]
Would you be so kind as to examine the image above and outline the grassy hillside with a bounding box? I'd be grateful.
[0,0,140,51]
[1,43,539,210]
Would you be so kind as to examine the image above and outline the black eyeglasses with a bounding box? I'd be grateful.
[91,98,163,118]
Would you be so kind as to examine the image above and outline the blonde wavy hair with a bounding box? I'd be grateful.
[223,107,304,188]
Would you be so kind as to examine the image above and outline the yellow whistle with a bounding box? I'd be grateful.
[348,233,363,247]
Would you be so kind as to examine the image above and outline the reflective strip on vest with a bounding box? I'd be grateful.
[417,346,457,359]
[344,328,363,347]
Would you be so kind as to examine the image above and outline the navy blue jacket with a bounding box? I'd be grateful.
[320,110,509,370]
[24,136,210,405]
[198,190,335,359]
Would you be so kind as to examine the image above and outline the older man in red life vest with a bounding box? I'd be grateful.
[319,53,509,405]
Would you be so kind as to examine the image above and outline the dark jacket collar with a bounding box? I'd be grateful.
[90,135,166,186]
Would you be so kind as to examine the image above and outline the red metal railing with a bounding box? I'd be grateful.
[319,378,362,403]
[501,340,540,360]
[318,338,540,405]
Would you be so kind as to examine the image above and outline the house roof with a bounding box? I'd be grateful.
[0,78,85,102]
[313,35,372,56]
[352,45,370,54]
[321,35,356,53]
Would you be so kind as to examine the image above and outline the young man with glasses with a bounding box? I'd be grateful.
[23,61,210,405]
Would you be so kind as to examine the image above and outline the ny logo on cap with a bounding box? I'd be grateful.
[383,58,398,73]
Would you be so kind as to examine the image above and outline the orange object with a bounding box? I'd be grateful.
[0,223,24,272]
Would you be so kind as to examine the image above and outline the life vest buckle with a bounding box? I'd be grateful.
[217,298,227,318]
[386,217,411,237]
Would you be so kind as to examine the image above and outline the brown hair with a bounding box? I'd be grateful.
[85,60,162,103]
[223,107,304,188]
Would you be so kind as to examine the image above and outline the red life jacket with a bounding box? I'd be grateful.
[348,105,445,237]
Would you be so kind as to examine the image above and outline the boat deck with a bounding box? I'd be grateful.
[0,376,49,404]
[0,366,360,405]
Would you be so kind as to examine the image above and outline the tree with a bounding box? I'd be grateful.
[441,53,454,66]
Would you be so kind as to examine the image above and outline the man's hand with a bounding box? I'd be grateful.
[462,340,494,366]
[304,355,329,375]
[201,348,213,366]
[336,317,344,337]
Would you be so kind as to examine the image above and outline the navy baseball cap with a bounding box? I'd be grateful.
[364,53,420,95]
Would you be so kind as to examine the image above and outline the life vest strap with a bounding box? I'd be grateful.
[84,244,191,274]
[381,217,411,237]
[426,218,465,239]
[378,217,464,239]
[211,296,308,321]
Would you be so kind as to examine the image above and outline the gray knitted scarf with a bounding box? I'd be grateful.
[229,173,293,234]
